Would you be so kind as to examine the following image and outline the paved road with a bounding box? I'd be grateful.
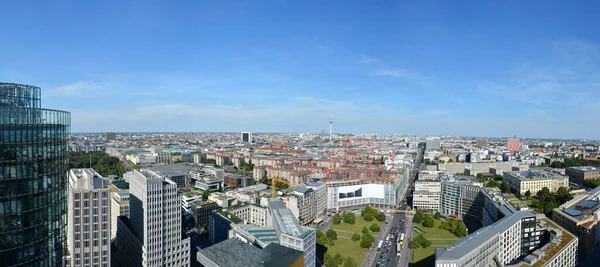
[398,146,423,267]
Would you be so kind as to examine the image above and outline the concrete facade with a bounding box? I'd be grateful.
[67,169,111,267]
[116,170,190,267]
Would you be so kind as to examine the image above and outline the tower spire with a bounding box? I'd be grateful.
[329,113,333,143]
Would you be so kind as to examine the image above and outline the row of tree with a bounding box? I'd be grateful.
[531,186,572,216]
[550,157,600,168]
[409,234,432,249]
[439,219,468,237]
[361,206,386,222]
[69,151,128,177]
[333,212,357,225]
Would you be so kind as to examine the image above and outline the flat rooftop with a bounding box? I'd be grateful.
[557,197,600,221]
[568,166,600,172]
[268,198,304,237]
[436,211,534,261]
[507,169,566,180]
[197,238,302,267]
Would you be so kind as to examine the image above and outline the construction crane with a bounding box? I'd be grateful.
[271,177,291,197]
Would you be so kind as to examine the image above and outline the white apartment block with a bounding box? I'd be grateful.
[503,170,569,195]
[67,169,111,267]
[413,180,441,211]
[229,204,271,227]
[116,170,190,267]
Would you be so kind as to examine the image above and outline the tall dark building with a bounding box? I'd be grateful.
[0,83,71,266]
[106,132,116,142]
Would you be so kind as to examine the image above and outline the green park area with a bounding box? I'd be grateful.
[317,207,385,267]
[409,212,466,267]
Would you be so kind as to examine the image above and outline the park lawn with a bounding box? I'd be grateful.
[415,220,459,239]
[409,246,437,267]
[325,237,370,264]
[331,216,382,234]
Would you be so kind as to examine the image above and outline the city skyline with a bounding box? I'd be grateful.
[1,1,600,139]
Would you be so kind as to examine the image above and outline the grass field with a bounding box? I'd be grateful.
[324,215,383,264]
[410,218,459,267]
[415,220,460,239]
[324,236,371,264]
[331,216,381,234]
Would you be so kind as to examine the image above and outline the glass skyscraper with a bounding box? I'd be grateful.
[0,83,71,266]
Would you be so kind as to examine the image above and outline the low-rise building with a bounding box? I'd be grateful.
[552,186,600,260]
[189,200,219,226]
[208,192,237,208]
[228,203,271,227]
[196,238,304,267]
[503,169,569,195]
[565,166,600,185]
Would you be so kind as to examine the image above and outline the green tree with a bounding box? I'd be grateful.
[326,229,338,240]
[362,226,369,234]
[333,253,343,265]
[332,214,342,224]
[422,239,432,248]
[201,190,209,201]
[351,232,361,241]
[414,212,424,223]
[422,216,434,228]
[360,233,374,248]
[343,257,358,267]
[408,240,420,249]
[557,186,569,198]
[456,221,468,237]
[316,230,329,246]
[343,213,356,224]
[370,223,380,232]
[525,190,531,198]
[537,187,551,198]
[364,213,374,222]
[324,253,333,267]
[433,212,442,220]
[361,206,373,216]
[501,181,510,193]
[375,212,386,222]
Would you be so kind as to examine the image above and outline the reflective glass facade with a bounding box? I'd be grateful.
[0,83,71,266]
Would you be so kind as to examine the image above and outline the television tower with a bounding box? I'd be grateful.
[329,114,333,143]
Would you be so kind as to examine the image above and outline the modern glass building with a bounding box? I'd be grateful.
[0,83,71,266]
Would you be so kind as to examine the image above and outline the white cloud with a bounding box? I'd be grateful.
[373,68,407,78]
[45,82,99,97]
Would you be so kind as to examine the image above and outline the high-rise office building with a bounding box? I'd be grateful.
[425,137,441,150]
[67,169,111,267]
[507,138,521,152]
[105,132,117,142]
[116,169,190,267]
[241,131,252,143]
[0,83,71,266]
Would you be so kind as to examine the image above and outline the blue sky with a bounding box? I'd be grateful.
[1,1,600,139]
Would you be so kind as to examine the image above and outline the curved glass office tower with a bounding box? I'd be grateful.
[0,83,71,266]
